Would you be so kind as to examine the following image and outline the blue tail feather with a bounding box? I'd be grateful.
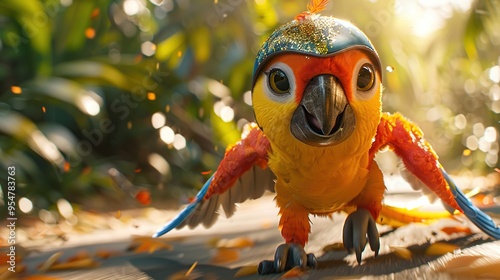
[440,168,500,239]
[152,174,214,238]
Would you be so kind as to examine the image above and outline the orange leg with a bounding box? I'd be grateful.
[259,183,315,275]
[277,197,311,247]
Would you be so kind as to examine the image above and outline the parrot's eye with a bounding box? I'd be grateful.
[357,64,375,92]
[268,69,290,95]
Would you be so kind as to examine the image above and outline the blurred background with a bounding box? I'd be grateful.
[0,0,498,219]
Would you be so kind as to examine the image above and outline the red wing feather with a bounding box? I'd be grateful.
[206,123,271,199]
[370,112,461,211]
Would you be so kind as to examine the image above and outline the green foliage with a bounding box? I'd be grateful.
[0,0,498,215]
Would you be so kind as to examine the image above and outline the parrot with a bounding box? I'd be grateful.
[154,0,500,275]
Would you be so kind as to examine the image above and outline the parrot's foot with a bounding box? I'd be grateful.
[343,208,380,264]
[257,243,316,275]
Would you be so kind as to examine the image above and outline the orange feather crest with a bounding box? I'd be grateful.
[295,0,330,21]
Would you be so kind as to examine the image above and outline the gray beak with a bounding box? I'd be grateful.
[290,74,355,146]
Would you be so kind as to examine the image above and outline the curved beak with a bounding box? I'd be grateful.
[290,75,355,146]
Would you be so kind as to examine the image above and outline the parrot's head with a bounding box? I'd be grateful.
[252,13,382,154]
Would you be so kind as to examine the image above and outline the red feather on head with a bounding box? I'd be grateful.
[295,0,330,21]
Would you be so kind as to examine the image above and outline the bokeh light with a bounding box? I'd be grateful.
[123,0,142,16]
[81,95,100,116]
[148,153,170,175]
[160,126,175,144]
[151,112,166,129]
[219,106,235,123]
[173,134,186,150]
[19,197,33,213]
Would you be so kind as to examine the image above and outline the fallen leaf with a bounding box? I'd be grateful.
[168,270,201,280]
[11,86,22,94]
[390,246,413,260]
[206,236,221,248]
[38,252,63,272]
[211,248,239,264]
[90,8,100,18]
[0,264,26,278]
[129,236,174,253]
[261,220,273,229]
[425,242,459,256]
[0,255,20,264]
[201,170,212,175]
[440,226,472,236]
[135,190,152,205]
[217,237,254,249]
[234,265,258,277]
[281,267,304,278]
[63,161,71,172]
[66,250,91,262]
[49,258,99,270]
[322,242,345,252]
[134,241,173,254]
[186,261,197,276]
[115,210,122,219]
[95,250,121,259]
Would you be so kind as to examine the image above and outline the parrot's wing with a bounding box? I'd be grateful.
[441,170,500,238]
[153,123,275,238]
[371,113,499,239]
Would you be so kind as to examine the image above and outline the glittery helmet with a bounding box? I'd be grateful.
[252,16,381,87]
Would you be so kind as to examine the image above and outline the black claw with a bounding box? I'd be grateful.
[288,245,307,269]
[367,215,380,254]
[342,208,380,265]
[306,253,317,267]
[258,243,316,275]
[355,246,362,264]
[258,260,275,275]
[274,244,289,273]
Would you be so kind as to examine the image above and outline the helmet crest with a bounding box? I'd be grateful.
[252,0,381,86]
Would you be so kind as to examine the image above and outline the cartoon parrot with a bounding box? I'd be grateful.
[154,0,500,275]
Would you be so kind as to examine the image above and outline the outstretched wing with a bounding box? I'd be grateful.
[370,112,499,239]
[441,170,500,238]
[153,123,275,238]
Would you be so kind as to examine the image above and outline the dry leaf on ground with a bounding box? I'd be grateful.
[129,236,174,253]
[425,242,459,256]
[390,246,413,260]
[211,248,239,264]
[322,242,345,252]
[38,252,63,272]
[49,258,100,270]
[66,250,91,262]
[234,265,258,277]
[217,237,254,249]
[440,226,472,235]
[95,249,121,259]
